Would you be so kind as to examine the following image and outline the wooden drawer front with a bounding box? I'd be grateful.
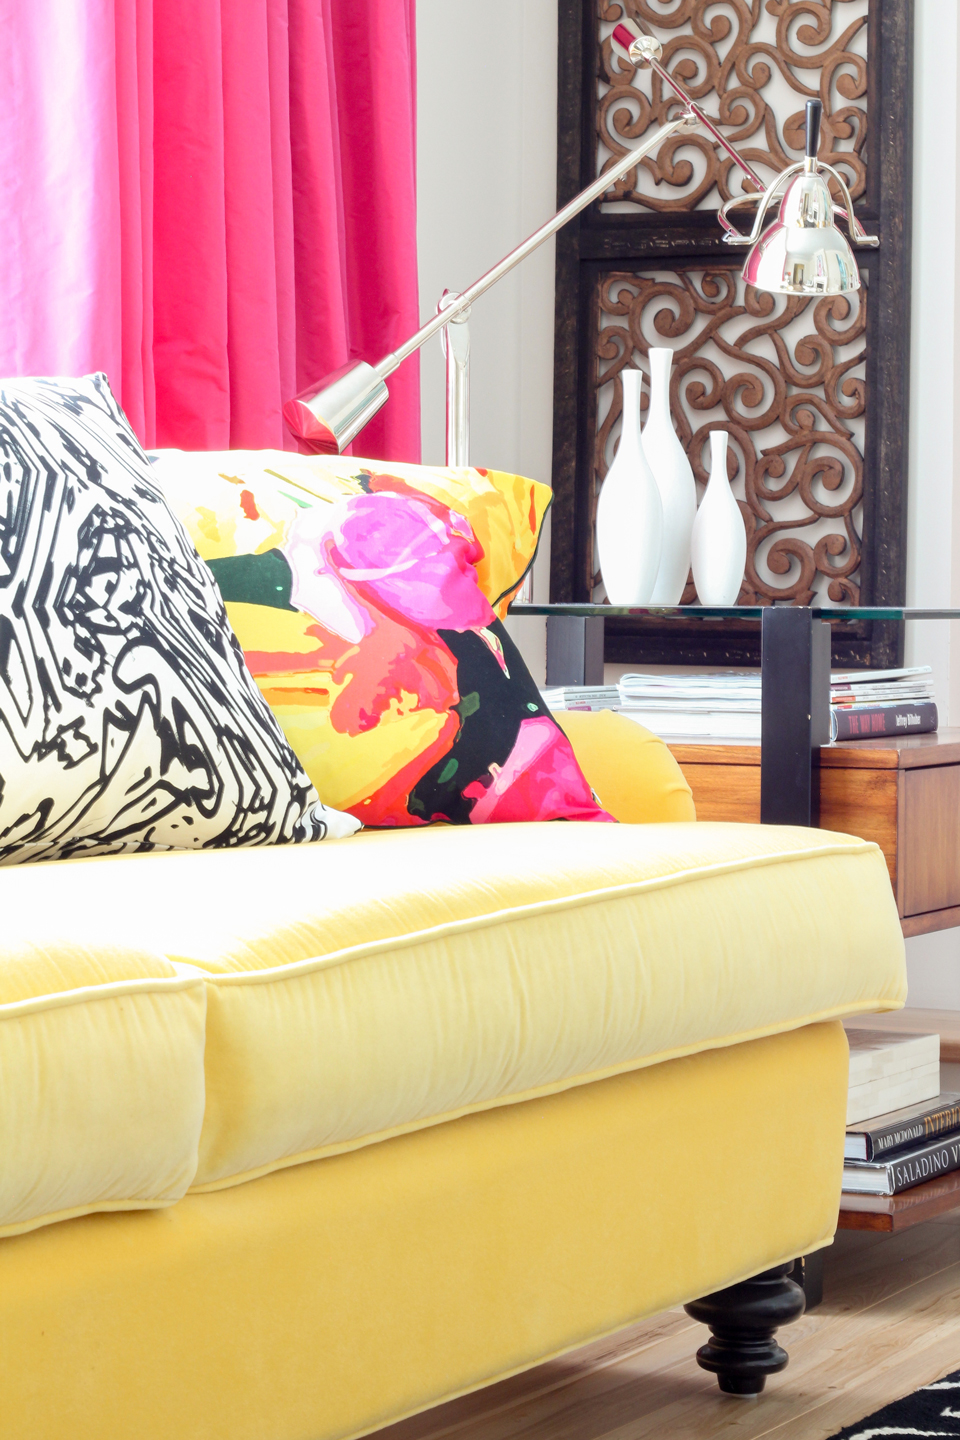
[901,766,960,916]
[683,764,759,824]
[680,760,899,889]
[820,767,899,889]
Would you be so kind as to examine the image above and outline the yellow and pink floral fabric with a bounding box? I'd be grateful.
[152,451,612,828]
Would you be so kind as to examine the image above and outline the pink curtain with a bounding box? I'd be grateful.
[0,0,420,461]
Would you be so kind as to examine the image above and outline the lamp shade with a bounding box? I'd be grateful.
[283,361,389,454]
[741,168,861,297]
[739,99,864,297]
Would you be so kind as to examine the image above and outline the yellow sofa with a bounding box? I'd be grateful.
[0,713,906,1440]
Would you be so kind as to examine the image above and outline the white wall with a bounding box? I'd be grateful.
[901,2,960,1006]
[416,0,556,683]
[417,4,960,1006]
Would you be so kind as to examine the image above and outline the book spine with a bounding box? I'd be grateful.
[860,1125,921,1161]
[865,1102,960,1159]
[832,701,938,741]
[887,1134,960,1193]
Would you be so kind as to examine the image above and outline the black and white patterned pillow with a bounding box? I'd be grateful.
[0,374,360,862]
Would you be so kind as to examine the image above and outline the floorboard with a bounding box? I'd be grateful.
[370,1213,960,1440]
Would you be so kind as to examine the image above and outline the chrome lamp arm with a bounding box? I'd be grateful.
[284,23,879,458]
[283,106,710,454]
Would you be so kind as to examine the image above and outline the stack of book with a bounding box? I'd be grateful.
[842,1026,960,1196]
[831,667,936,740]
[605,666,936,741]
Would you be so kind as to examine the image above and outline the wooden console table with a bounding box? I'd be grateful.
[512,602,960,837]
[668,730,960,938]
[510,607,960,1242]
[667,732,960,1238]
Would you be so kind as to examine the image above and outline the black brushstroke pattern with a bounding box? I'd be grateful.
[827,1364,960,1436]
[408,619,560,824]
[0,374,349,863]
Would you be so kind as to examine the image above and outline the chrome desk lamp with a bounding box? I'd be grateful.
[284,20,878,465]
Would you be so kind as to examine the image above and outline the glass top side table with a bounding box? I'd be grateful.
[507,605,960,828]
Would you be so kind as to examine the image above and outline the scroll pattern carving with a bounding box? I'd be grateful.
[593,267,865,605]
[598,0,869,211]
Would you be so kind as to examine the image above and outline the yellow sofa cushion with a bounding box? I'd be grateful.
[0,1023,847,1440]
[555,708,696,822]
[6,821,904,1202]
[0,895,207,1237]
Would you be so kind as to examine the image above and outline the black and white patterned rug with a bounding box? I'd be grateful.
[829,1368,960,1437]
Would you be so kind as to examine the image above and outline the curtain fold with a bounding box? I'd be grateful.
[0,0,420,461]
[114,0,155,442]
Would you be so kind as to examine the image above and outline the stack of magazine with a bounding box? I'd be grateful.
[843,1026,960,1196]
[615,672,761,739]
[590,666,937,741]
[540,685,621,712]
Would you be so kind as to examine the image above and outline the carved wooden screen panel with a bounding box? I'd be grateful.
[552,0,912,668]
[594,270,865,607]
[597,1,868,214]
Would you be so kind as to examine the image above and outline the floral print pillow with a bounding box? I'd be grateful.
[152,451,613,828]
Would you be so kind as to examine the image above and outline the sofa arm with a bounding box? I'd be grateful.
[555,709,696,823]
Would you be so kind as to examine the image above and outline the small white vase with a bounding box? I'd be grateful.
[596,368,663,605]
[690,430,747,605]
[643,347,697,605]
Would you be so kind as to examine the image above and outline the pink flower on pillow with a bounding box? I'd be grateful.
[283,491,494,639]
[463,716,616,824]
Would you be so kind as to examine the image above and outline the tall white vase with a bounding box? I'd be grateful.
[643,347,697,605]
[596,369,663,605]
[690,430,747,605]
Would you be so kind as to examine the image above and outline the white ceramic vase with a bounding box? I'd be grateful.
[595,368,663,605]
[690,430,747,605]
[643,347,697,605]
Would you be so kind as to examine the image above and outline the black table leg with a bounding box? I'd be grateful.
[545,616,605,688]
[684,610,830,1391]
[760,607,830,826]
[790,1251,824,1310]
[543,607,831,831]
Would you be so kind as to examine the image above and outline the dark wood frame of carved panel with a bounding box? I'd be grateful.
[551,0,913,668]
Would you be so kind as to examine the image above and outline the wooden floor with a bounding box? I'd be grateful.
[373,1212,960,1440]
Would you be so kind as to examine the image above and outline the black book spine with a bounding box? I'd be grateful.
[868,1103,960,1160]
[832,701,938,741]
[887,1135,960,1194]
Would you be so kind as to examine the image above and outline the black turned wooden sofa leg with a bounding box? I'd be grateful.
[683,1263,806,1395]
